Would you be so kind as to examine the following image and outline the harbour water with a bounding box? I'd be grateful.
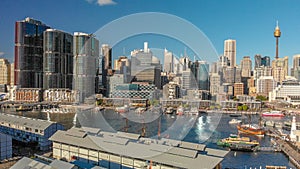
[2,107,297,169]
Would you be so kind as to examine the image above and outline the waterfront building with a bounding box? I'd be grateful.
[11,157,77,169]
[0,58,11,85]
[233,83,244,96]
[50,127,228,169]
[130,42,161,89]
[256,76,277,97]
[240,56,252,77]
[221,100,261,110]
[210,73,221,99]
[0,113,64,150]
[162,81,180,99]
[43,88,80,104]
[43,29,73,89]
[224,39,236,68]
[0,132,12,161]
[269,78,300,104]
[190,61,209,91]
[14,17,50,88]
[110,83,157,100]
[15,88,43,102]
[163,48,174,73]
[254,55,270,68]
[107,74,124,98]
[73,32,99,103]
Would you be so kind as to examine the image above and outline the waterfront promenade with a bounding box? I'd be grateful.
[275,138,300,168]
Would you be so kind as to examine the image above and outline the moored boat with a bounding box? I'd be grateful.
[217,134,260,152]
[237,124,265,136]
[165,107,174,114]
[229,118,242,124]
[262,110,284,117]
[115,105,129,113]
[176,106,184,115]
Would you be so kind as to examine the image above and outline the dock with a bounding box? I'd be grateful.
[274,138,300,169]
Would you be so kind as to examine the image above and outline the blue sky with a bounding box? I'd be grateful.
[1,0,300,67]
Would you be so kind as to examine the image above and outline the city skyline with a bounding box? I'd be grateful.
[1,0,300,67]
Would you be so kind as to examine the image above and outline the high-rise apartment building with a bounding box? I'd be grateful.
[210,73,221,97]
[240,56,252,77]
[0,58,11,85]
[101,44,112,70]
[256,76,277,97]
[43,29,73,89]
[272,56,288,83]
[224,39,236,68]
[73,32,99,103]
[14,17,50,88]
[234,83,244,96]
[163,49,174,73]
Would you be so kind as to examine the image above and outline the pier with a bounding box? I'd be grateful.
[274,138,300,168]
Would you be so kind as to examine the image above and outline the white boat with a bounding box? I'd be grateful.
[229,118,242,124]
[188,107,198,115]
[135,107,146,114]
[115,105,129,113]
[176,106,184,115]
[165,107,174,114]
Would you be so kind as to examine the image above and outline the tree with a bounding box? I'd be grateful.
[242,104,248,111]
[237,106,243,111]
[256,95,267,101]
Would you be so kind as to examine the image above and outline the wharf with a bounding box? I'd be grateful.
[274,138,300,169]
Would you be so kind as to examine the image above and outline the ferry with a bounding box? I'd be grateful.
[237,124,265,136]
[176,106,184,115]
[229,118,242,124]
[217,134,260,151]
[262,110,284,117]
[115,105,129,113]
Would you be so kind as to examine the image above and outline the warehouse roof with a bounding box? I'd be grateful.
[0,113,57,131]
[50,127,229,169]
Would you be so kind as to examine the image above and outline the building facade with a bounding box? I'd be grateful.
[0,113,64,150]
[163,49,174,73]
[15,88,43,102]
[240,56,252,77]
[269,79,300,104]
[256,76,277,97]
[43,88,79,103]
[0,58,11,85]
[14,17,50,88]
[190,61,209,91]
[162,81,180,99]
[233,83,244,96]
[224,39,236,68]
[43,29,73,89]
[73,32,99,103]
[0,133,12,161]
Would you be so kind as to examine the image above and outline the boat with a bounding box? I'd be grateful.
[188,107,198,115]
[237,124,265,136]
[176,106,184,115]
[115,105,129,113]
[135,107,146,114]
[229,118,242,124]
[262,110,284,117]
[165,107,174,114]
[16,105,33,112]
[217,134,260,152]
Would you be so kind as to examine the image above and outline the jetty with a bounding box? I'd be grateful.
[274,138,300,168]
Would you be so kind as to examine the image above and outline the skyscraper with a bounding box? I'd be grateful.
[255,55,270,68]
[224,39,236,68]
[43,29,73,89]
[191,61,210,90]
[14,17,50,88]
[163,49,174,73]
[240,56,252,77]
[73,32,99,103]
[272,56,288,83]
[101,44,112,70]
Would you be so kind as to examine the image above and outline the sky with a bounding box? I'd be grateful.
[1,0,300,67]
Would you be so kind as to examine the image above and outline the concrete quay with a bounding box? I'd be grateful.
[274,138,300,169]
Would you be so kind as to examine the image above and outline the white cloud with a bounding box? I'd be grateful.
[0,52,4,56]
[85,0,117,6]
